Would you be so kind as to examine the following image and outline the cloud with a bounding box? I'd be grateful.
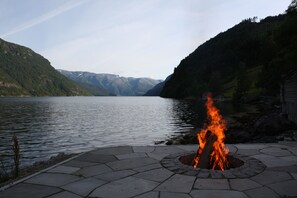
[0,0,86,38]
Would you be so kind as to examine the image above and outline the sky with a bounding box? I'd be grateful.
[0,0,292,80]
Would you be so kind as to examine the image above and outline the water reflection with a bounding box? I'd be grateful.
[0,97,241,169]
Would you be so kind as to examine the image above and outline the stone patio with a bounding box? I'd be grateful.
[1,143,297,198]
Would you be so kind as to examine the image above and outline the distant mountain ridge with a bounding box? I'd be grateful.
[0,38,89,96]
[58,69,163,96]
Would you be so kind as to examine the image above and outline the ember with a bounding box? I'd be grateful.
[193,94,229,170]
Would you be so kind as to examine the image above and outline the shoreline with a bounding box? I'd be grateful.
[163,100,297,145]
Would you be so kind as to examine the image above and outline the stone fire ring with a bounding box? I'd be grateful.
[160,152,266,179]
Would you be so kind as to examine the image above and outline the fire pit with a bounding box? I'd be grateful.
[160,94,266,178]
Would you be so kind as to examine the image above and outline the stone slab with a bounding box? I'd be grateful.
[226,144,238,153]
[190,190,249,198]
[95,170,136,181]
[268,180,297,197]
[147,152,169,160]
[74,164,112,177]
[245,186,279,198]
[47,165,80,174]
[229,178,261,191]
[107,157,158,170]
[155,174,195,193]
[75,153,117,163]
[62,160,98,168]
[251,170,291,185]
[0,183,60,198]
[237,149,260,156]
[133,146,156,153]
[252,154,296,167]
[153,146,185,155]
[89,176,159,198]
[24,173,81,187]
[61,177,106,196]
[260,147,292,156]
[91,146,133,155]
[160,191,192,198]
[194,179,229,190]
[116,152,147,159]
[135,191,159,198]
[134,168,173,182]
[47,191,82,198]
[235,144,268,150]
[133,163,163,172]
[176,145,197,152]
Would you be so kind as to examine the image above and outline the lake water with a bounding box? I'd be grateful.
[0,96,241,169]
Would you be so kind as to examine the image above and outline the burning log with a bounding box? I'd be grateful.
[196,130,217,169]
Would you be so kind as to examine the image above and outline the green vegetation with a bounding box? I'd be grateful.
[0,38,90,96]
[161,2,297,99]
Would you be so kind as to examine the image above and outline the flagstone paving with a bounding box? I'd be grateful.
[1,143,297,198]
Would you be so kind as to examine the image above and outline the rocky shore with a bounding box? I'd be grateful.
[163,96,297,145]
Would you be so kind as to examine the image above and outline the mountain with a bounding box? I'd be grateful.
[58,70,163,96]
[0,38,90,96]
[144,75,171,96]
[161,9,297,99]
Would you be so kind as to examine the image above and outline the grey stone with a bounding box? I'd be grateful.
[135,191,159,198]
[252,154,296,167]
[237,149,260,156]
[291,172,297,180]
[61,177,106,196]
[91,146,133,155]
[155,174,195,193]
[266,165,297,172]
[133,146,155,153]
[235,144,268,150]
[47,165,80,174]
[47,191,82,198]
[89,176,159,198]
[107,157,158,170]
[251,170,291,185]
[95,170,136,181]
[194,179,229,190]
[268,180,297,197]
[226,144,237,153]
[160,191,192,198]
[176,145,197,152]
[74,164,112,177]
[260,147,292,156]
[209,170,223,178]
[0,183,60,198]
[279,155,297,162]
[116,152,147,159]
[287,147,297,155]
[190,190,249,198]
[133,163,163,172]
[229,179,261,191]
[134,168,173,182]
[197,171,210,178]
[222,171,236,179]
[153,146,185,154]
[62,160,98,168]
[245,186,279,198]
[75,153,117,163]
[25,173,81,187]
[147,152,169,160]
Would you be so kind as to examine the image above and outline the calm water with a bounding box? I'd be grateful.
[0,97,241,169]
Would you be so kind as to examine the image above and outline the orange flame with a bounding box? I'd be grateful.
[193,94,229,170]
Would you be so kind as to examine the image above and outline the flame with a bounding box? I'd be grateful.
[193,94,229,170]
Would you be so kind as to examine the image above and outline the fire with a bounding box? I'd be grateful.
[193,94,229,170]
